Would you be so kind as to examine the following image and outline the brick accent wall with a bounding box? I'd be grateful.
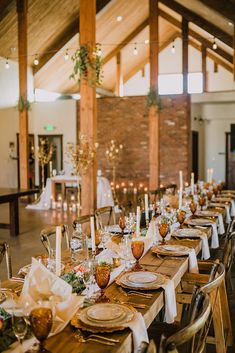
[76,94,191,188]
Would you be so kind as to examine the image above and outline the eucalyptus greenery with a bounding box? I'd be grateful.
[146,88,163,110]
[70,44,103,87]
[17,95,31,112]
[60,271,86,294]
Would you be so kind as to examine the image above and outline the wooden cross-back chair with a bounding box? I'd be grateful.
[160,292,211,353]
[149,187,166,203]
[95,206,115,229]
[0,241,12,279]
[165,184,177,195]
[137,340,157,353]
[73,215,93,229]
[40,224,69,254]
[177,261,233,353]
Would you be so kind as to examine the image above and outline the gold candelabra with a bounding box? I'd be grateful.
[66,134,98,212]
[105,140,123,202]
[38,138,54,190]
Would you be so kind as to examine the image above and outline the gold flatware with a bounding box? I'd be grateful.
[88,335,119,343]
[76,336,115,346]
[114,299,147,309]
[74,331,118,345]
[127,291,153,298]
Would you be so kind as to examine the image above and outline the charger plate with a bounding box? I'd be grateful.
[185,218,214,226]
[174,228,205,238]
[152,244,189,257]
[116,270,166,290]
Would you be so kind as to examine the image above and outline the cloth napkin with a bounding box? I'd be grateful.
[123,312,149,353]
[20,258,84,335]
[161,278,177,323]
[225,205,232,223]
[211,223,219,248]
[218,213,225,234]
[200,234,210,260]
[188,249,199,273]
[231,200,235,217]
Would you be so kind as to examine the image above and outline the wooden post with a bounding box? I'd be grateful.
[79,0,97,215]
[17,0,29,189]
[182,18,189,94]
[202,45,208,92]
[149,0,160,190]
[115,52,123,96]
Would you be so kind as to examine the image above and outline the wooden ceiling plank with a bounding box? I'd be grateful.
[0,0,15,22]
[160,0,233,48]
[34,0,112,74]
[159,8,233,64]
[198,0,235,24]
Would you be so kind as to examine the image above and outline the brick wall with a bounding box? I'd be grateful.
[76,94,191,189]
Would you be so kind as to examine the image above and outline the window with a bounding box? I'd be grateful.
[158,72,203,95]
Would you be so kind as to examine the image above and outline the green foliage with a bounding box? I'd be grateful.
[17,96,31,112]
[70,44,103,87]
[146,88,163,110]
[60,272,86,294]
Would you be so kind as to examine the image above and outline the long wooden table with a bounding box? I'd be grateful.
[0,188,39,236]
[3,238,201,353]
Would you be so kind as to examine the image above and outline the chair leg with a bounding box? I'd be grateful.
[219,279,233,347]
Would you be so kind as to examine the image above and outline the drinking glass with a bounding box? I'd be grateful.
[119,237,132,271]
[82,260,94,298]
[177,210,186,228]
[207,191,213,202]
[95,264,110,302]
[190,201,197,217]
[131,239,144,270]
[95,230,102,254]
[12,309,27,352]
[198,196,205,211]
[213,186,218,197]
[119,216,126,236]
[158,222,170,244]
[29,300,53,353]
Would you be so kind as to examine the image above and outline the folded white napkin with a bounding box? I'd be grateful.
[225,205,232,224]
[200,234,210,260]
[123,312,149,353]
[231,200,235,217]
[218,213,225,234]
[20,258,84,335]
[161,278,177,323]
[211,223,219,249]
[188,249,199,273]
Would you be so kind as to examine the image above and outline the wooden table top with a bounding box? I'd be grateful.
[3,238,201,353]
[0,188,39,200]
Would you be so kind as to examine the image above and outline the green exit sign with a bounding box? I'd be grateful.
[44,124,55,132]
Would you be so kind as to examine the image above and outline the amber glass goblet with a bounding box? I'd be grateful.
[95,264,111,302]
[213,186,218,197]
[131,239,144,270]
[158,223,170,244]
[198,196,205,211]
[207,191,213,201]
[177,211,186,228]
[119,216,126,236]
[29,307,53,352]
[190,201,197,217]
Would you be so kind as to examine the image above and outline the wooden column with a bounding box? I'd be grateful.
[79,0,97,214]
[17,0,29,189]
[149,0,160,190]
[182,18,189,94]
[202,45,208,92]
[233,26,235,81]
[115,52,123,96]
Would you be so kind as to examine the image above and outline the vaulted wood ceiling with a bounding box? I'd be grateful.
[0,0,234,94]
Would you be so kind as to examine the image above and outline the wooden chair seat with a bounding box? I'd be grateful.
[0,241,12,279]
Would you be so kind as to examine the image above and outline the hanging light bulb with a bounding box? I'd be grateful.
[133,43,138,55]
[5,58,10,69]
[34,54,39,66]
[212,38,217,50]
[64,49,69,61]
[97,46,103,57]
[171,40,176,54]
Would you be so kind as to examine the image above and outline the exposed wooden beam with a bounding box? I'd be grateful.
[159,8,233,65]
[0,0,15,22]
[103,19,149,65]
[17,0,29,189]
[182,18,188,93]
[198,0,235,24]
[34,0,112,74]
[79,0,97,214]
[201,45,208,92]
[160,0,233,48]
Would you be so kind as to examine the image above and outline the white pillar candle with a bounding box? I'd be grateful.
[191,172,194,195]
[136,206,141,237]
[179,170,183,189]
[72,203,77,212]
[179,188,183,209]
[210,168,214,183]
[55,226,62,276]
[90,216,96,253]
[123,188,127,194]
[144,194,149,221]
[63,202,67,212]
[49,161,52,177]
[207,169,210,183]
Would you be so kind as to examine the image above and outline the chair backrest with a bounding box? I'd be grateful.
[165,184,177,195]
[200,261,225,295]
[40,224,69,254]
[150,187,166,202]
[95,206,115,229]
[160,293,211,353]
[73,215,93,229]
[222,231,235,282]
[0,241,12,279]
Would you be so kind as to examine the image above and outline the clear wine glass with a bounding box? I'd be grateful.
[12,308,28,352]
[82,260,94,298]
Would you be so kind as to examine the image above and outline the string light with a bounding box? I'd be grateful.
[212,38,217,50]
[34,54,39,66]
[144,39,149,44]
[171,40,176,54]
[64,49,69,61]
[5,58,10,69]
[116,16,123,22]
[133,43,138,55]
[97,46,103,57]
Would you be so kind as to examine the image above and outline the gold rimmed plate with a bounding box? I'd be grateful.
[174,229,205,238]
[185,218,214,226]
[116,271,166,290]
[152,244,189,257]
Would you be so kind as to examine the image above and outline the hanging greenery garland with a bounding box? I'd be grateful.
[146,88,163,110]
[17,95,31,112]
[70,44,103,87]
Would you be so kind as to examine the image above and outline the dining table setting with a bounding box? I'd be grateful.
[0,178,232,353]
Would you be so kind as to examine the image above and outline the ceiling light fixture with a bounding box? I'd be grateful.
[97,46,103,57]
[171,40,176,54]
[212,38,217,50]
[64,49,69,61]
[133,43,138,55]
[116,16,123,22]
[228,21,233,26]
[34,54,39,66]
[5,58,9,69]
[144,39,149,44]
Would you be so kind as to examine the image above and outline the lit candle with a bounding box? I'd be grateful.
[72,203,76,212]
[123,188,127,194]
[136,206,140,237]
[178,188,183,209]
[144,194,149,221]
[90,216,96,253]
[191,172,194,195]
[133,188,137,194]
[55,226,62,276]
[63,202,67,212]
[179,170,183,189]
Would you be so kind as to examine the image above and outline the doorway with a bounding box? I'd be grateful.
[38,135,63,188]
[192,131,199,182]
[17,134,35,188]
[225,132,235,189]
